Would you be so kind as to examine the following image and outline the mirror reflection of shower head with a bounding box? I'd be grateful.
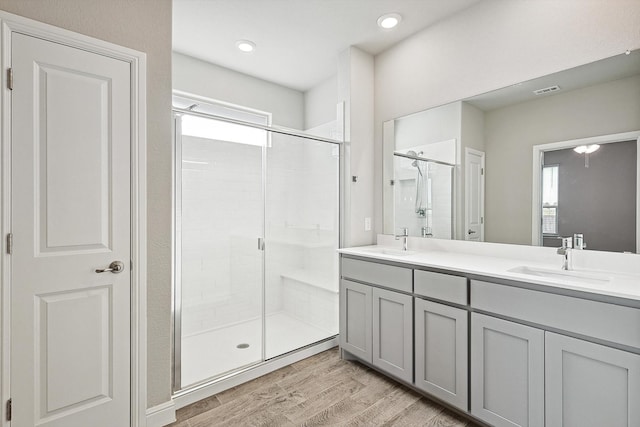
[407,150,424,173]
[407,150,418,166]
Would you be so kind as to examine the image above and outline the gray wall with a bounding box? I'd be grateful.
[484,74,640,245]
[173,52,304,129]
[374,0,640,236]
[0,0,173,408]
[543,141,637,252]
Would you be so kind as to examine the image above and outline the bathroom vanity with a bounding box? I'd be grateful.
[338,238,640,427]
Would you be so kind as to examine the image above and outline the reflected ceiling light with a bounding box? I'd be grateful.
[377,13,402,29]
[236,40,256,53]
[573,144,600,154]
[574,144,600,168]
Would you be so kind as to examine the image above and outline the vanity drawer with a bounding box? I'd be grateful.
[414,270,467,305]
[471,280,640,349]
[341,257,412,293]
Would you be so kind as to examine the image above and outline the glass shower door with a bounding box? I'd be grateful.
[176,113,266,388]
[264,133,340,359]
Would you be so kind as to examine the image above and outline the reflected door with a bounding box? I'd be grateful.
[465,149,485,242]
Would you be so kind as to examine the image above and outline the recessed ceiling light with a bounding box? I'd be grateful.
[236,40,256,53]
[377,13,402,30]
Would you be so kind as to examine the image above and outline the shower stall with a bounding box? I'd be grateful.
[172,103,341,393]
[393,152,454,238]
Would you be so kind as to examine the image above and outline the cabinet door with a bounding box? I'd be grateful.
[340,279,372,362]
[471,313,544,427]
[372,287,413,383]
[546,332,640,427]
[415,299,468,411]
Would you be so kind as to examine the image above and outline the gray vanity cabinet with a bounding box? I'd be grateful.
[471,313,544,427]
[372,287,413,383]
[545,332,640,427]
[339,279,372,363]
[340,257,413,381]
[414,298,468,411]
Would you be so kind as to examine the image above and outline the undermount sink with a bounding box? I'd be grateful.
[508,265,611,285]
[363,247,417,256]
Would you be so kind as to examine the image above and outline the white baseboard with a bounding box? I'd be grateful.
[146,400,176,427]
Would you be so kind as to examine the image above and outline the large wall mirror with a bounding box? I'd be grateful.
[383,49,640,253]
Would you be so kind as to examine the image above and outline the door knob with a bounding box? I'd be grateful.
[468,229,477,235]
[95,261,125,274]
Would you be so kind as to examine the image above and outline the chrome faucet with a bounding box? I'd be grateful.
[573,233,586,250]
[421,226,433,238]
[557,237,573,270]
[395,227,409,251]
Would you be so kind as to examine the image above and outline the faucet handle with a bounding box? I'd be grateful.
[558,236,573,249]
[395,227,409,239]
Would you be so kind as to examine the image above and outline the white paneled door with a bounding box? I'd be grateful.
[11,33,131,426]
[465,148,485,242]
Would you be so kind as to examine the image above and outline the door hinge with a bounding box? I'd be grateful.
[481,167,484,176]
[6,398,11,421]
[481,217,484,224]
[6,68,12,90]
[258,237,265,251]
[6,233,12,254]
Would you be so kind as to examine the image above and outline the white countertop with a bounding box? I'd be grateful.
[338,244,640,302]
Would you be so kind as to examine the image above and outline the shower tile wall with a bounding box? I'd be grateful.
[394,160,453,239]
[266,135,339,336]
[181,135,263,337]
[181,134,338,339]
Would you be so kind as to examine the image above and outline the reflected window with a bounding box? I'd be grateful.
[542,165,559,235]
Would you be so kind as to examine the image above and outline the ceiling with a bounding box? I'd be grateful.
[173,0,480,92]
[466,49,640,111]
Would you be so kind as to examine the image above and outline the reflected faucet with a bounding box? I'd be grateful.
[557,237,573,270]
[395,227,409,251]
[421,226,433,238]
[573,233,586,250]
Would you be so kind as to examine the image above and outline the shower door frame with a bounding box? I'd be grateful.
[171,104,343,395]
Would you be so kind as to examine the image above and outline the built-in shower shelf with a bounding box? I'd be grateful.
[280,269,339,293]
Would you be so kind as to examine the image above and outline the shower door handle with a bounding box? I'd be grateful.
[258,237,265,251]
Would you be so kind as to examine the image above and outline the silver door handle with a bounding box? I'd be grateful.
[95,261,125,274]
[468,229,477,235]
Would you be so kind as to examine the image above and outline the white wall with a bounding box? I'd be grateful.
[304,75,338,130]
[173,52,305,129]
[395,102,460,152]
[0,0,174,408]
[374,0,640,234]
[339,47,375,246]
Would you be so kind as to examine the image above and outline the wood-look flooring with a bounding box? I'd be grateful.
[169,347,479,426]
